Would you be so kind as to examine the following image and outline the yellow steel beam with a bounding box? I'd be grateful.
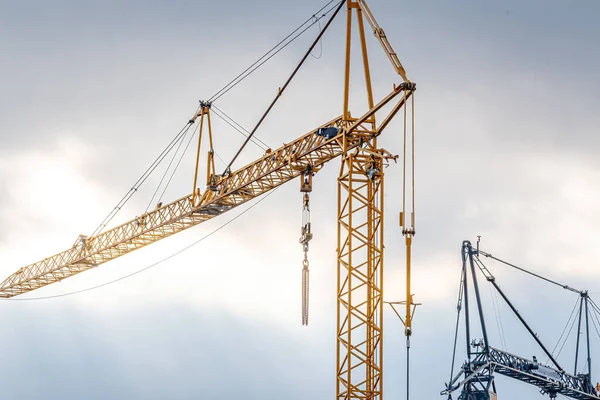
[0,115,339,297]
[357,0,409,82]
[337,148,385,400]
[0,82,411,298]
[337,1,415,397]
[1,4,416,400]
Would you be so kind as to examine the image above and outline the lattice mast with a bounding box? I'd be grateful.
[337,1,415,399]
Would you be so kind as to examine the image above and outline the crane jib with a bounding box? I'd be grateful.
[0,80,413,298]
[0,116,340,297]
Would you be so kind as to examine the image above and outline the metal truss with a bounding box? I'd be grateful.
[0,84,410,298]
[447,347,598,400]
[0,116,341,297]
[1,4,417,400]
[337,143,385,399]
[335,1,416,398]
[443,241,600,400]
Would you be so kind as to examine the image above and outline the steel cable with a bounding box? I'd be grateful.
[223,0,344,174]
[211,106,269,151]
[5,186,280,301]
[208,0,339,103]
[554,299,581,360]
[90,0,342,237]
[146,121,198,213]
[90,104,202,237]
[156,122,200,205]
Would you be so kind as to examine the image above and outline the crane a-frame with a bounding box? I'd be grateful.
[0,1,416,399]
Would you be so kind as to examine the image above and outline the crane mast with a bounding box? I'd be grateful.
[0,2,416,400]
[336,1,415,399]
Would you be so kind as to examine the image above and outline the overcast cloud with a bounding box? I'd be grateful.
[1,0,599,399]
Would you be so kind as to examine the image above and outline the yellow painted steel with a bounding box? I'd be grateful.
[337,2,414,398]
[0,114,337,297]
[0,4,416,400]
[205,109,216,189]
[337,148,386,399]
[400,92,417,337]
[357,0,409,83]
[192,106,206,203]
[0,82,410,299]
[192,103,216,205]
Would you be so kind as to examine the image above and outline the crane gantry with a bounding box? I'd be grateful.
[0,1,416,399]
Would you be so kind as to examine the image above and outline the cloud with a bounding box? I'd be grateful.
[1,0,599,399]
[0,301,334,400]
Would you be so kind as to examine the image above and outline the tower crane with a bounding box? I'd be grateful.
[442,241,600,400]
[0,1,417,399]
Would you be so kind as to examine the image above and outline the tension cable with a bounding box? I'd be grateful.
[223,0,345,175]
[90,113,199,237]
[146,121,199,213]
[479,250,583,294]
[6,187,281,301]
[208,0,341,103]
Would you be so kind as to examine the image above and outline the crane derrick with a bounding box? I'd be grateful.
[0,2,417,400]
[443,241,600,400]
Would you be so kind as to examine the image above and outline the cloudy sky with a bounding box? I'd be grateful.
[1,0,600,399]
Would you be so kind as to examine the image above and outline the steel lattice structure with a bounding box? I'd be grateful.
[0,2,417,400]
[442,241,600,400]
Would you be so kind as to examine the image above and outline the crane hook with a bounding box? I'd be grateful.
[300,172,313,325]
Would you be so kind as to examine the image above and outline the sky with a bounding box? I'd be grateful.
[0,0,600,399]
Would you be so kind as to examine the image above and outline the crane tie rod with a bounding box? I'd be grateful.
[478,249,583,294]
[223,0,345,175]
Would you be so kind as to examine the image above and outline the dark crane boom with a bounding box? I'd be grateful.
[442,241,599,400]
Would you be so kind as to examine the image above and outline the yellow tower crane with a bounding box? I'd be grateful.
[0,1,416,399]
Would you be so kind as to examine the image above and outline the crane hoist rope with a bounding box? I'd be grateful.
[0,83,411,297]
[301,192,311,326]
[299,166,314,325]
